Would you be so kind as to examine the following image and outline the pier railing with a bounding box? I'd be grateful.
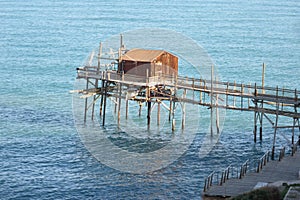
[278,146,286,161]
[292,140,299,156]
[257,151,270,172]
[239,160,249,179]
[203,171,215,192]
[203,146,300,192]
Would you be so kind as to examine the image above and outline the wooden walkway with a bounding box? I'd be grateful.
[73,41,300,198]
[75,68,300,159]
[203,149,300,197]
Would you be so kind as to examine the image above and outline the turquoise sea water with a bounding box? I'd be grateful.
[0,0,299,199]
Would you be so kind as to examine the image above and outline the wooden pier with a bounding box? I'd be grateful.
[75,65,300,158]
[73,37,299,180]
[203,144,300,198]
[72,38,300,196]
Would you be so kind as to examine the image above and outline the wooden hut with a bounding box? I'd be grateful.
[120,49,178,77]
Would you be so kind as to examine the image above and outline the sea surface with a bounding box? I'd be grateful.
[0,0,299,199]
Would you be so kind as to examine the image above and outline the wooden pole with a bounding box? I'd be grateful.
[253,83,257,143]
[102,81,108,126]
[125,99,129,120]
[139,102,142,117]
[99,80,104,116]
[117,73,122,125]
[226,82,229,107]
[172,74,177,131]
[169,98,172,122]
[262,63,265,94]
[241,84,244,109]
[233,80,236,107]
[91,90,96,120]
[182,88,187,129]
[200,80,202,104]
[211,65,214,136]
[272,86,279,160]
[216,93,219,134]
[84,78,89,123]
[147,101,151,127]
[192,78,195,101]
[292,117,295,147]
[259,102,263,141]
[157,101,160,125]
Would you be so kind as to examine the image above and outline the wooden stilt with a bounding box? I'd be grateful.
[157,101,160,125]
[91,81,97,121]
[139,102,142,117]
[182,88,186,129]
[172,74,177,131]
[84,78,89,123]
[292,117,295,144]
[210,65,214,136]
[272,115,278,160]
[216,93,219,134]
[169,98,172,122]
[200,80,202,104]
[259,102,263,141]
[248,83,251,107]
[117,73,122,125]
[272,86,279,160]
[114,96,117,114]
[226,82,229,107]
[253,83,257,143]
[147,101,151,127]
[254,109,257,143]
[233,81,236,107]
[241,84,244,109]
[125,99,129,119]
[262,63,265,94]
[99,80,104,116]
[102,81,108,126]
[98,43,103,117]
[192,78,195,101]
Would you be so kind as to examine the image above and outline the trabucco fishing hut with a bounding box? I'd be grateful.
[72,35,300,161]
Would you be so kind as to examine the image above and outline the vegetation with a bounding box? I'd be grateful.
[231,184,300,200]
[231,186,281,200]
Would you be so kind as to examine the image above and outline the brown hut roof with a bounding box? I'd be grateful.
[122,49,166,62]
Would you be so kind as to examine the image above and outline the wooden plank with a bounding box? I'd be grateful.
[204,150,300,197]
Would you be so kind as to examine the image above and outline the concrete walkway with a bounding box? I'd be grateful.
[203,150,300,197]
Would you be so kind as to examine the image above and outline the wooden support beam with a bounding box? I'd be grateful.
[262,63,265,94]
[84,78,89,123]
[253,83,257,143]
[172,74,178,131]
[139,102,142,117]
[99,80,104,116]
[169,98,172,122]
[182,88,187,129]
[272,86,279,160]
[157,101,160,125]
[211,65,214,136]
[216,93,220,134]
[91,82,97,120]
[147,101,151,127]
[254,110,257,143]
[259,101,263,141]
[102,81,108,126]
[125,99,129,119]
[117,72,123,125]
